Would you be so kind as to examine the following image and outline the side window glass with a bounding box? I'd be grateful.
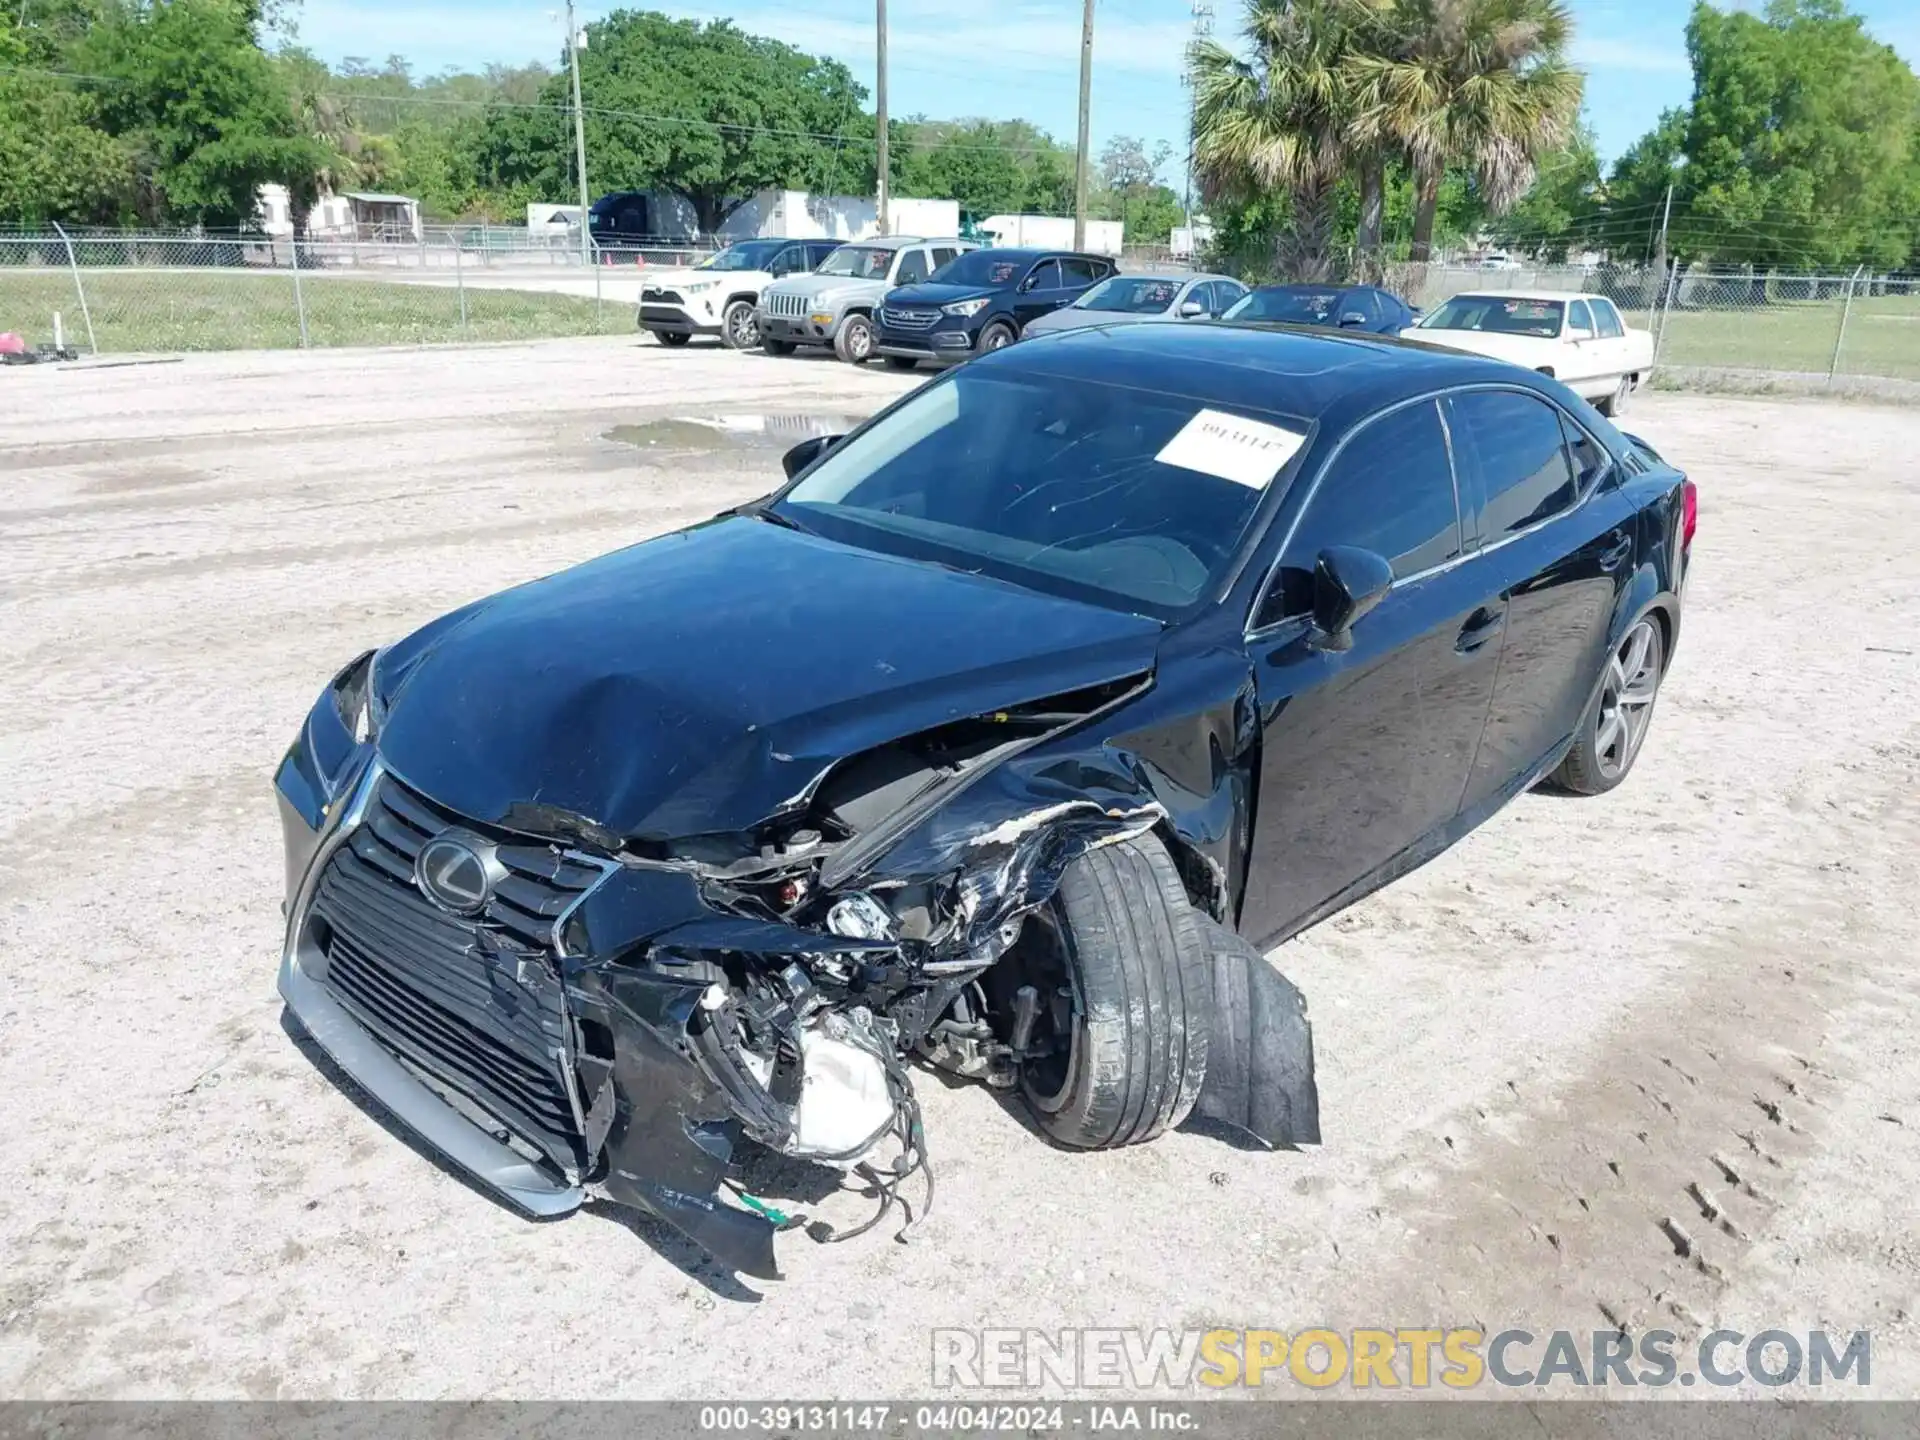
[1561,413,1611,495]
[1568,299,1593,335]
[1185,282,1213,314]
[1592,299,1625,338]
[1219,282,1248,312]
[894,249,930,285]
[1024,260,1063,291]
[771,246,803,276]
[931,246,958,270]
[1060,257,1100,286]
[1256,400,1461,626]
[809,243,835,268]
[1449,391,1579,540]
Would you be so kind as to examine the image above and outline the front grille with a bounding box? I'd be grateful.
[882,306,939,331]
[308,775,607,1172]
[765,291,809,318]
[641,287,684,304]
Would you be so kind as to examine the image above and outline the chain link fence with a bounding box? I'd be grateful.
[3,225,1915,397]
[0,227,729,354]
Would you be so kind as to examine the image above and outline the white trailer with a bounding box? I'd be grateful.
[979,214,1124,256]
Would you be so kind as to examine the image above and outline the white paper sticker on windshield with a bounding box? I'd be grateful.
[1155,408,1305,488]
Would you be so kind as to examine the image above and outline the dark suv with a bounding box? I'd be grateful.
[875,248,1116,368]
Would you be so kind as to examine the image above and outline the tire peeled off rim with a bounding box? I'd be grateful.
[1019,833,1211,1149]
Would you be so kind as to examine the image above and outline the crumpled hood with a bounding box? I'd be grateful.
[374,516,1162,843]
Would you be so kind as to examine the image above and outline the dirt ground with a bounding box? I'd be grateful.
[2,337,1916,1401]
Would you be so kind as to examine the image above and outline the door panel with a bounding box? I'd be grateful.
[1239,398,1501,943]
[1447,391,1632,815]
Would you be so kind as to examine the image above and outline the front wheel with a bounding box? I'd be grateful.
[833,313,875,364]
[720,299,760,350]
[1553,615,1665,795]
[1015,834,1210,1150]
[978,321,1016,352]
[882,355,918,371]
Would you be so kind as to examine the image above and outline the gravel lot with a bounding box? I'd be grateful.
[2,337,1917,1400]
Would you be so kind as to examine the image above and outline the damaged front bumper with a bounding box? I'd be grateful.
[277,756,793,1278]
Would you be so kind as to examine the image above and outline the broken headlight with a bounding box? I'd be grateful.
[330,648,384,746]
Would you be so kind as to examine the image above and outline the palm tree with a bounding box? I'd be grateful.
[1351,0,1582,263]
[1190,0,1384,282]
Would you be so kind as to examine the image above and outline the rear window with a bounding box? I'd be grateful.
[1226,288,1342,323]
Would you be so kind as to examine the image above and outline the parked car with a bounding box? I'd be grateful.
[1223,283,1415,334]
[1020,272,1248,337]
[273,323,1693,1280]
[874,247,1117,368]
[637,238,843,349]
[758,236,978,363]
[1402,289,1655,416]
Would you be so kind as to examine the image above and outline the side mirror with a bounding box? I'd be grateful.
[781,434,841,479]
[1309,546,1394,651]
[1179,300,1206,318]
[1339,311,1368,327]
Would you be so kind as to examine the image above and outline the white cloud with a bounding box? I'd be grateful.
[1569,36,1691,74]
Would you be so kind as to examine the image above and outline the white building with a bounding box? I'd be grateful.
[254,184,421,241]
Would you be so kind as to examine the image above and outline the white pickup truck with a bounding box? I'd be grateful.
[1401,289,1654,416]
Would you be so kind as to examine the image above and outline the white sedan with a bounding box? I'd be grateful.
[1401,289,1653,416]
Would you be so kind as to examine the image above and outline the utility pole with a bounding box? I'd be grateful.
[1654,181,1674,269]
[565,0,592,268]
[875,0,889,234]
[1073,0,1095,249]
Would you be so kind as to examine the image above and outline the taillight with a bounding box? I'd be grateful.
[1681,479,1697,547]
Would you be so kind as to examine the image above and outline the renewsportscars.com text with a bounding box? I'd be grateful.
[931,1328,1872,1391]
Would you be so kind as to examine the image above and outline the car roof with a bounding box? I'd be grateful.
[1440,288,1600,303]
[986,321,1538,428]
[972,247,1110,262]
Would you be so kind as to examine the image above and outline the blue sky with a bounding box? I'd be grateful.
[293,0,1920,184]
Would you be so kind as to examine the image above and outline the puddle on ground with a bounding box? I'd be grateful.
[602,413,868,452]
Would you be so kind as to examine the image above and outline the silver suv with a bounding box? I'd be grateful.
[758,236,977,364]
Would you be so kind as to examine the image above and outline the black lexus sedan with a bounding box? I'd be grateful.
[274,324,1694,1278]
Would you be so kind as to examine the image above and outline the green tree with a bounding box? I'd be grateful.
[475,12,867,232]
[1350,0,1583,263]
[1191,0,1378,281]
[0,10,132,223]
[78,0,324,228]
[1673,0,1919,269]
[1486,120,1604,259]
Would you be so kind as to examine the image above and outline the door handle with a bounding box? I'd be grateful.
[1455,605,1506,654]
[1598,532,1633,572]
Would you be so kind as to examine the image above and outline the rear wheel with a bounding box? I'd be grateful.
[1553,615,1664,795]
[653,330,691,348]
[882,355,918,371]
[1597,374,1632,417]
[720,299,760,350]
[834,313,876,364]
[761,337,797,356]
[1015,834,1210,1149]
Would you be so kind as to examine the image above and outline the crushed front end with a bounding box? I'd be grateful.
[276,626,1318,1279]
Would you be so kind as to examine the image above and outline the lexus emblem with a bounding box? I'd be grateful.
[414,830,500,915]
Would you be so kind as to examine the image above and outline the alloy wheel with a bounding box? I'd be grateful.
[728,304,759,349]
[1595,618,1661,780]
